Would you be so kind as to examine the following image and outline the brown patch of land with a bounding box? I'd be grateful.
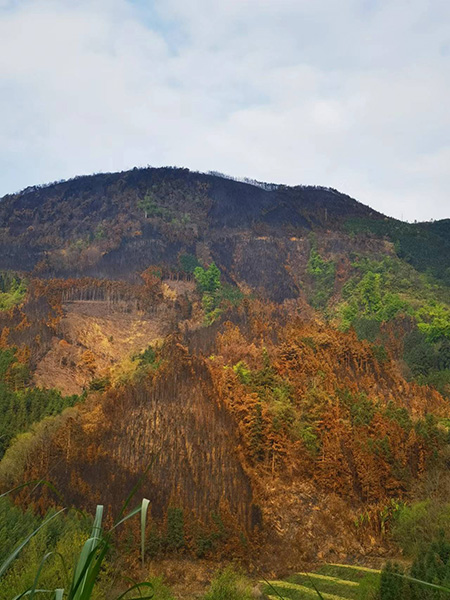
[33,300,168,394]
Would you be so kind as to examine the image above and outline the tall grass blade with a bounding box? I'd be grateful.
[262,579,285,599]
[29,551,58,600]
[20,551,69,600]
[0,508,65,579]
[114,582,154,600]
[0,479,65,505]
[72,541,110,600]
[140,499,150,567]
[394,572,450,593]
[12,590,53,599]
[307,576,325,599]
[110,505,142,532]
[55,590,64,600]
[71,505,104,600]
[12,551,68,600]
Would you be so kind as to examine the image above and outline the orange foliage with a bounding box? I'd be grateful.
[3,298,449,561]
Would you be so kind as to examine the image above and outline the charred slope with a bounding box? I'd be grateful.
[0,167,382,278]
[7,345,256,534]
[2,166,448,292]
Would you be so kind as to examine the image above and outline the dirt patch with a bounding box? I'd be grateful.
[33,300,168,394]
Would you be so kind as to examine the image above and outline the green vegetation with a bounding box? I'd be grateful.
[133,344,161,370]
[203,566,253,600]
[403,330,450,396]
[307,243,336,309]
[144,508,229,559]
[344,218,450,286]
[408,537,450,599]
[392,500,450,559]
[0,348,80,458]
[179,252,200,274]
[336,388,446,472]
[231,355,321,457]
[0,495,152,600]
[264,564,380,599]
[146,576,174,600]
[0,272,26,311]
[166,507,185,551]
[339,259,412,331]
[194,262,243,324]
[134,179,211,243]
[376,496,450,599]
[138,191,173,220]
[335,255,450,394]
[89,376,111,392]
[0,499,105,600]
[379,539,450,599]
[416,303,450,343]
[194,513,228,558]
[337,255,450,329]
[107,343,166,386]
[195,262,225,324]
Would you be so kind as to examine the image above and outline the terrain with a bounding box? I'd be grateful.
[0,167,450,598]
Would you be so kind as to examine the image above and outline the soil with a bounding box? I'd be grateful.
[33,300,168,394]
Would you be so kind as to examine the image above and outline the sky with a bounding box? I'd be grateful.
[0,0,449,221]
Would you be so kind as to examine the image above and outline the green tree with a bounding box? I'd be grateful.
[194,263,224,323]
[307,246,336,309]
[166,507,185,551]
[194,262,221,294]
[360,272,382,316]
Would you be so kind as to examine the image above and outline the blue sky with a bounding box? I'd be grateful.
[0,0,449,221]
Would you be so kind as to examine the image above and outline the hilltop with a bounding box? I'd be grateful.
[1,166,448,289]
[0,167,384,281]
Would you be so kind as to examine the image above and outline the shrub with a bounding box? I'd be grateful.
[166,507,185,551]
[379,561,407,600]
[392,500,450,557]
[203,566,253,600]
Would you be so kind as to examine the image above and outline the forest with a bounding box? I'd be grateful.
[0,167,450,599]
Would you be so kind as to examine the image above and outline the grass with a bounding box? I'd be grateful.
[263,563,381,600]
[0,467,155,599]
[0,499,152,600]
[266,580,348,600]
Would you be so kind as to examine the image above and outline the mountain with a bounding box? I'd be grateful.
[0,168,383,284]
[0,167,449,576]
[1,167,448,289]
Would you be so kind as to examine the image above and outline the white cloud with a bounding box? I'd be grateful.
[0,0,449,220]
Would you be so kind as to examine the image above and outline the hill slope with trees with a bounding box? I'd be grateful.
[0,166,449,594]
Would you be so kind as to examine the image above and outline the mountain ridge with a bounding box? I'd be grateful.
[3,165,448,291]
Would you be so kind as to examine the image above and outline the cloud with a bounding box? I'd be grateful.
[0,0,449,220]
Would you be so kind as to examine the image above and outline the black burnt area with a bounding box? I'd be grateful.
[209,237,236,274]
[233,238,299,302]
[0,166,381,234]
[0,165,386,280]
[95,236,186,280]
[0,246,43,272]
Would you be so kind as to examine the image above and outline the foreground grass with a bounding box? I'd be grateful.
[0,473,154,600]
[264,563,381,600]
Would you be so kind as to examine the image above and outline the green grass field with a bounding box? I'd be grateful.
[263,563,381,600]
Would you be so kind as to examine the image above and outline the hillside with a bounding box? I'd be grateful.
[0,168,383,287]
[0,167,450,595]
